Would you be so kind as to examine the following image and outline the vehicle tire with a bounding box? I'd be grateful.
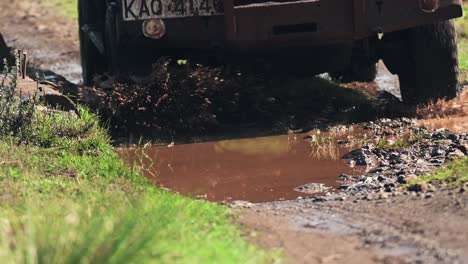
[330,59,377,83]
[78,0,105,85]
[381,20,460,103]
[105,3,121,76]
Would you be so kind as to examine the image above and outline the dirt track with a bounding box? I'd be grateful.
[0,0,81,83]
[1,1,468,263]
[237,188,468,263]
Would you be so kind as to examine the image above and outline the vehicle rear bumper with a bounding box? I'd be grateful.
[119,0,462,52]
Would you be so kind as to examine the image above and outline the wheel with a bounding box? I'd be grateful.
[0,33,12,68]
[78,0,105,85]
[330,59,377,83]
[105,3,121,76]
[381,20,460,103]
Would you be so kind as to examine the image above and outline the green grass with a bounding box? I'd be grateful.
[0,92,275,262]
[456,6,468,72]
[408,157,468,187]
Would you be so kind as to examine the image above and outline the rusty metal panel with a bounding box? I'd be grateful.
[224,0,236,42]
[231,0,355,48]
[366,0,462,34]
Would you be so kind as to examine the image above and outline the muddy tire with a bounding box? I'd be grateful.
[330,59,377,83]
[382,20,460,103]
[105,3,123,77]
[78,0,104,85]
[0,33,12,68]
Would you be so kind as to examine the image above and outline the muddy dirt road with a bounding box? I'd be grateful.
[0,0,81,83]
[1,1,468,263]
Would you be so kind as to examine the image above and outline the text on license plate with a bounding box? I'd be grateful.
[122,0,224,21]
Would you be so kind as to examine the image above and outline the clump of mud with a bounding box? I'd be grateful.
[86,59,375,137]
[97,59,266,136]
[91,59,259,135]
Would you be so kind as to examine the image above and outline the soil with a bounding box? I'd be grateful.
[237,189,468,263]
[0,0,80,94]
[1,1,468,263]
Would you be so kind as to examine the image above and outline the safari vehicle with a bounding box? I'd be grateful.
[79,0,463,103]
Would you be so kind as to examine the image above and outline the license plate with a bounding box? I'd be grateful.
[122,0,224,21]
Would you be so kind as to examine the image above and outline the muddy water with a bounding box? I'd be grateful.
[118,133,365,203]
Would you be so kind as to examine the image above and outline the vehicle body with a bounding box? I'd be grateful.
[79,0,463,102]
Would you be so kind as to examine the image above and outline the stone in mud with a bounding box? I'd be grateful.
[338,185,349,190]
[408,182,429,193]
[338,174,354,181]
[384,183,395,192]
[431,148,446,157]
[447,133,459,142]
[228,200,254,208]
[294,183,331,194]
[449,149,465,158]
[342,148,376,166]
[457,144,468,155]
[459,183,468,193]
[397,175,407,184]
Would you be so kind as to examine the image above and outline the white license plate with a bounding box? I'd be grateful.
[122,0,223,21]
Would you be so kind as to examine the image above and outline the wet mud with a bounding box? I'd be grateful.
[118,131,366,202]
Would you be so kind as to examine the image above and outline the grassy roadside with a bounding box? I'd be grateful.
[0,68,274,262]
[413,157,468,187]
[456,5,468,76]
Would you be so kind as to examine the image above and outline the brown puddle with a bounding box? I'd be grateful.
[118,132,366,203]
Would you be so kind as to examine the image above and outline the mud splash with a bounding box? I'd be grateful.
[419,116,468,133]
[418,90,468,133]
[118,132,366,203]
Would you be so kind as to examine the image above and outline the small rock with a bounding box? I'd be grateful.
[425,193,433,199]
[379,192,389,199]
[458,144,468,155]
[338,174,353,181]
[338,185,349,190]
[451,149,465,158]
[459,183,468,193]
[228,200,254,208]
[294,183,330,194]
[408,182,429,193]
[343,149,376,166]
[397,175,407,184]
[447,133,459,141]
[312,196,329,202]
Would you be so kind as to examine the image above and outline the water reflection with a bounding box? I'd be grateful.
[118,132,365,202]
